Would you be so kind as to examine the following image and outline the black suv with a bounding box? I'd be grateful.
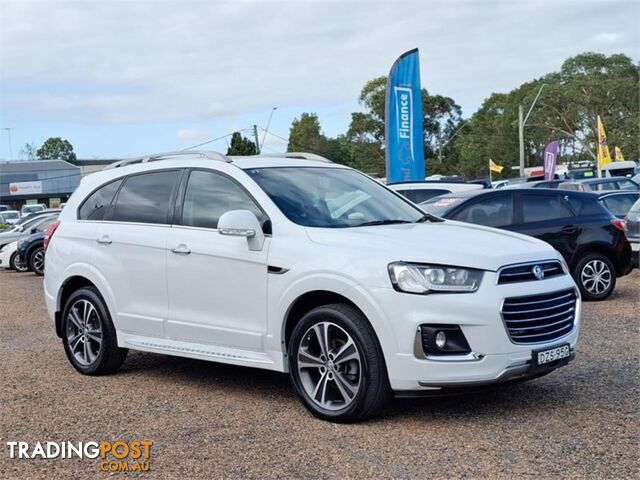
[421,189,633,301]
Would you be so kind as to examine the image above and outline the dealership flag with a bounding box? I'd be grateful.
[543,140,560,180]
[614,146,624,161]
[489,159,504,173]
[385,48,425,183]
[596,115,612,173]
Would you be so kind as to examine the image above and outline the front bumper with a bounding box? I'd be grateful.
[369,271,581,391]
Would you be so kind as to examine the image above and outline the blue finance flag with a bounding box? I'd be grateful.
[385,48,425,183]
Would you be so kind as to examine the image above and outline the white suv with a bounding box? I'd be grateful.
[44,151,581,422]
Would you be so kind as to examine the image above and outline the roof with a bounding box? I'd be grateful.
[0,159,80,172]
[427,187,599,201]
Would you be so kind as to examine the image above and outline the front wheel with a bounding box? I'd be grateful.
[574,253,616,301]
[288,304,391,423]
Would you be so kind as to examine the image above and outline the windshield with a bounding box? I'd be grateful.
[245,167,424,228]
[420,196,466,216]
[23,205,44,214]
[3,211,19,219]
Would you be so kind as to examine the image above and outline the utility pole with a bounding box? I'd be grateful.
[253,125,260,154]
[518,84,546,177]
[518,106,525,177]
[3,128,13,160]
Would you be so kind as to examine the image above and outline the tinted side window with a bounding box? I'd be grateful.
[453,195,513,227]
[112,171,180,224]
[79,180,123,221]
[521,194,573,223]
[181,170,265,229]
[398,189,450,204]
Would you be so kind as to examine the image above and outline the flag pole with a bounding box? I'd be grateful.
[489,159,492,184]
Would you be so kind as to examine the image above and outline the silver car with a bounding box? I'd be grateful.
[625,198,640,268]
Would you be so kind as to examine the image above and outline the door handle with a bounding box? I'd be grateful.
[96,235,112,245]
[171,244,191,255]
[562,225,577,234]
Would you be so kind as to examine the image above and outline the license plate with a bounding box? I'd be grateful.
[534,343,570,366]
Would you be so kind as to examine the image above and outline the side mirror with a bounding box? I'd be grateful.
[218,210,265,251]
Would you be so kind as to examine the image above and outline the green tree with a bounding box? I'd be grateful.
[455,52,639,178]
[36,137,76,161]
[226,132,257,156]
[287,113,327,153]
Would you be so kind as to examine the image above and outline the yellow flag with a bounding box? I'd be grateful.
[489,159,504,173]
[614,146,624,162]
[597,116,612,170]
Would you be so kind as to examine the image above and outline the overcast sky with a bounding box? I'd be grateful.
[1,0,638,159]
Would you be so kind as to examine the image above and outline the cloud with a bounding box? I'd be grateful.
[1,0,638,127]
[177,128,211,142]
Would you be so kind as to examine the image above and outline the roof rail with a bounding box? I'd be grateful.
[104,150,232,170]
[254,152,333,163]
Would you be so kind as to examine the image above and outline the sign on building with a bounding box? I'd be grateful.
[9,181,43,195]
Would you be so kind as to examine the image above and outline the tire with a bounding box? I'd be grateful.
[61,287,128,375]
[28,246,45,276]
[10,252,29,272]
[288,303,391,423]
[574,252,616,301]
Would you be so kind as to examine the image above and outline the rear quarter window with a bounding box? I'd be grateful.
[78,179,123,221]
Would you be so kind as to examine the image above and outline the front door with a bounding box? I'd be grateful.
[166,169,270,351]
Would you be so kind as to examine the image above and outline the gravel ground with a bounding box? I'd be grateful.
[0,268,638,479]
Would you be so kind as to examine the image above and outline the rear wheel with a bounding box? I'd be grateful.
[28,246,45,276]
[574,253,616,301]
[62,287,127,375]
[288,304,391,423]
[10,252,29,272]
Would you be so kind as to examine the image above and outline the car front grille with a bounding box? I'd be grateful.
[498,261,564,284]
[501,288,577,344]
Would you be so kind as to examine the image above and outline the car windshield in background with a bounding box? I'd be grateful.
[245,167,424,228]
[419,196,466,216]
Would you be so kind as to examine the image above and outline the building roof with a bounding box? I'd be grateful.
[0,159,80,172]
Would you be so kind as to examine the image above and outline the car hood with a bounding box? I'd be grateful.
[305,220,558,271]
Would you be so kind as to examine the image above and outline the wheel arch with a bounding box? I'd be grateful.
[571,243,620,275]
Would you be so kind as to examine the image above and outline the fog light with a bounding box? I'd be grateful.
[435,331,447,349]
[419,324,471,356]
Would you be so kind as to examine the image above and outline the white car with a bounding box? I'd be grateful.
[0,210,21,225]
[21,203,47,217]
[44,151,581,422]
[0,241,28,271]
[388,181,483,204]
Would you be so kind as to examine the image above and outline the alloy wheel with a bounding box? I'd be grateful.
[66,299,103,366]
[12,253,29,272]
[297,321,362,411]
[32,249,45,273]
[580,259,612,295]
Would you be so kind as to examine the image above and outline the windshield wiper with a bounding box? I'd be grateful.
[416,213,443,223]
[354,219,414,227]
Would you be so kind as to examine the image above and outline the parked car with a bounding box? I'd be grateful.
[597,191,640,219]
[559,177,639,192]
[20,203,47,217]
[0,205,9,212]
[0,241,29,272]
[44,151,582,423]
[15,215,60,276]
[420,189,633,301]
[0,210,21,225]
[0,213,59,249]
[12,208,61,228]
[603,161,637,178]
[388,181,483,204]
[624,198,640,268]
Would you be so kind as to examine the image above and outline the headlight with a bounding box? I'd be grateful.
[388,262,484,294]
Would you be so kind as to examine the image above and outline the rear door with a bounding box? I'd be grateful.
[94,169,182,338]
[510,192,577,260]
